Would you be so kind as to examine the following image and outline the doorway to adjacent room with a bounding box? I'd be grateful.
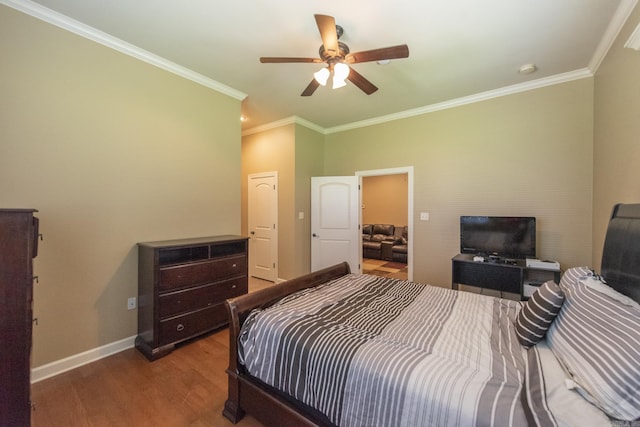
[357,167,413,281]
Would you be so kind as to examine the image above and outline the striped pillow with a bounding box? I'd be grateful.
[547,268,640,421]
[515,280,565,348]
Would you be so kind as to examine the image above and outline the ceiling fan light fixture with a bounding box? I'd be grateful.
[331,62,350,89]
[261,14,408,96]
[314,67,330,86]
[333,62,350,81]
[332,77,347,89]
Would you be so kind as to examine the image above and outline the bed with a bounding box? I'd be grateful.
[223,203,640,426]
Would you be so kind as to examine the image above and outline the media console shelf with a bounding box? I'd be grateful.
[451,253,560,300]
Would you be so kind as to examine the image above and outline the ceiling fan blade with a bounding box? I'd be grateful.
[347,68,378,95]
[301,79,320,96]
[345,44,409,64]
[260,57,323,63]
[314,14,339,56]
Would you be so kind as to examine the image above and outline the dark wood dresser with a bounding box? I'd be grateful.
[0,209,39,426]
[135,235,248,360]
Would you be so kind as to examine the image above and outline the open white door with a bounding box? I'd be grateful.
[311,176,360,273]
[248,172,278,282]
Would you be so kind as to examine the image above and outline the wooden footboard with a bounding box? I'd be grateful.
[223,262,351,426]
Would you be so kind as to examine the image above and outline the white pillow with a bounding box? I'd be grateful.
[547,267,640,421]
[579,276,640,310]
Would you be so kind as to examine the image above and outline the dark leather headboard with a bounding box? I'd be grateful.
[601,203,640,303]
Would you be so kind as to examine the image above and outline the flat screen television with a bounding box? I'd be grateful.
[460,216,536,259]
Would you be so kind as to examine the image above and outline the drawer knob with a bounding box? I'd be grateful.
[232,263,237,268]
[176,324,185,332]
[232,284,236,289]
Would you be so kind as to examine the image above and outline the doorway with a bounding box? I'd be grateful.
[357,167,414,281]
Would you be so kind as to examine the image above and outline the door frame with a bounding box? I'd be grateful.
[356,166,414,281]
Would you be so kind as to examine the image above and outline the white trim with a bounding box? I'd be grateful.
[31,335,136,383]
[326,69,593,134]
[590,0,639,70]
[243,1,637,135]
[625,22,640,51]
[245,69,594,136]
[6,0,634,139]
[245,0,638,137]
[242,115,326,136]
[356,167,414,282]
[1,0,247,101]
[292,116,325,134]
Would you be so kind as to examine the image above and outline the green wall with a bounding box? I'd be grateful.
[241,122,324,281]
[242,124,296,279]
[593,3,640,269]
[1,5,242,367]
[325,80,594,286]
[8,0,638,371]
[293,124,325,277]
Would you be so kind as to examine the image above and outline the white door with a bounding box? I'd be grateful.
[248,172,278,282]
[311,176,360,273]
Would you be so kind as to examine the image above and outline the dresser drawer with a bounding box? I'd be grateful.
[159,255,246,291]
[158,277,247,318]
[158,304,227,346]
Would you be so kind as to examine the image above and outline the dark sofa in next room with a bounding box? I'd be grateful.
[362,224,408,263]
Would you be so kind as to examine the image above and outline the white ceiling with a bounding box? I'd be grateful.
[7,0,636,132]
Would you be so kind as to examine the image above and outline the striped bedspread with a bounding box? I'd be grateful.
[238,274,556,427]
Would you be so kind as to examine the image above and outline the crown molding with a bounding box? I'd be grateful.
[294,116,326,134]
[243,0,638,136]
[6,0,631,136]
[590,0,639,71]
[242,116,326,136]
[325,69,593,134]
[241,116,296,136]
[1,0,247,101]
[625,22,640,50]
[245,68,594,136]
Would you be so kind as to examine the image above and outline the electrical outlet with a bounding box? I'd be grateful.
[127,297,136,310]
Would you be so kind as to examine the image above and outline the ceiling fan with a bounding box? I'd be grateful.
[260,14,409,96]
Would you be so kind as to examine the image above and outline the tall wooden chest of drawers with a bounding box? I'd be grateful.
[0,209,39,426]
[135,235,248,360]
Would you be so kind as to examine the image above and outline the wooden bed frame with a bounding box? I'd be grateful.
[223,261,351,426]
[222,203,640,426]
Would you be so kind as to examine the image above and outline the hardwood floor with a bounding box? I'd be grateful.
[31,277,275,427]
[362,258,408,280]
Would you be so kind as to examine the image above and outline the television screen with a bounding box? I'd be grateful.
[460,216,536,259]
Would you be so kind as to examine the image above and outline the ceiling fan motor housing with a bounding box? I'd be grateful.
[319,41,350,62]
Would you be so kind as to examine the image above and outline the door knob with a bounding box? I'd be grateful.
[312,233,319,238]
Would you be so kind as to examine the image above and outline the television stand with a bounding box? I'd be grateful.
[451,253,560,300]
